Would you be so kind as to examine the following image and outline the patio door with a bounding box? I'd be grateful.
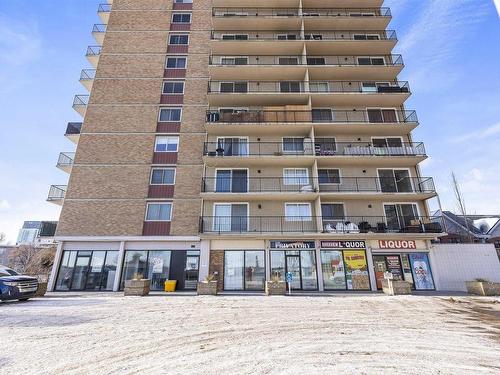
[384,204,419,231]
[215,169,248,192]
[214,204,248,232]
[70,254,91,290]
[378,169,413,192]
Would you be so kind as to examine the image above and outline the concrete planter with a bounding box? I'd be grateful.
[197,281,218,295]
[35,282,48,297]
[265,280,287,296]
[382,279,412,296]
[124,279,151,296]
[465,281,500,296]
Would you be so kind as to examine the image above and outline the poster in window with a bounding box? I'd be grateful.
[409,253,434,290]
[385,255,403,280]
[151,257,164,274]
[343,250,370,290]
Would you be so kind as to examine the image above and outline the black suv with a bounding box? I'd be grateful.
[0,265,38,301]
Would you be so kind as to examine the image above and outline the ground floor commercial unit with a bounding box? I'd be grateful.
[49,235,438,293]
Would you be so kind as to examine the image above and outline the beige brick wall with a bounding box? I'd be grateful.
[96,54,165,79]
[169,199,202,236]
[83,105,159,133]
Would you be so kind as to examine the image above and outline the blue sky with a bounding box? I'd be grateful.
[0,0,499,244]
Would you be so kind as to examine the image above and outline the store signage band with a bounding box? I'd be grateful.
[378,240,417,249]
[270,241,315,249]
[321,240,366,249]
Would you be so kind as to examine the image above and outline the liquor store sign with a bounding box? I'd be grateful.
[321,240,366,249]
[270,241,315,249]
[378,240,417,249]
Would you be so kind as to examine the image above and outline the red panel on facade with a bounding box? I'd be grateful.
[164,69,187,78]
[148,185,175,198]
[160,95,184,105]
[170,24,191,31]
[156,122,181,133]
[142,221,171,236]
[153,152,178,164]
[167,45,189,53]
[173,3,192,10]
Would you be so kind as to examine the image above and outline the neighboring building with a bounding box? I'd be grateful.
[48,0,445,293]
[0,245,18,266]
[16,221,58,247]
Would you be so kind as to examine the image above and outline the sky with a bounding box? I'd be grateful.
[0,0,499,244]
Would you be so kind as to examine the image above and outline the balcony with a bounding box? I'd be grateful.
[207,80,410,106]
[199,215,443,235]
[98,3,111,23]
[92,24,107,44]
[56,152,75,173]
[65,122,82,143]
[212,7,391,30]
[213,1,385,7]
[203,141,427,167]
[209,54,404,80]
[80,69,96,91]
[47,185,67,206]
[73,95,89,117]
[211,30,397,55]
[201,176,436,200]
[86,46,102,67]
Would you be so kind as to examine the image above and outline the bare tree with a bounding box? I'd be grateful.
[8,245,56,280]
[0,232,5,244]
[451,171,473,243]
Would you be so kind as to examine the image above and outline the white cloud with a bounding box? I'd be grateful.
[494,0,500,17]
[450,122,500,143]
[0,200,11,210]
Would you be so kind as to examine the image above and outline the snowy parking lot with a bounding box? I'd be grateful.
[1,293,499,374]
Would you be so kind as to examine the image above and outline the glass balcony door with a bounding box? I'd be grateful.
[378,169,413,193]
[384,204,419,231]
[214,204,248,232]
[216,137,248,156]
[215,169,248,192]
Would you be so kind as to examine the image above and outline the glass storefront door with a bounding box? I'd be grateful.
[185,255,200,290]
[71,254,91,290]
[271,250,318,290]
[285,255,301,289]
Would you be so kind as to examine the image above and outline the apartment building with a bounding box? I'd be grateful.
[48,0,444,293]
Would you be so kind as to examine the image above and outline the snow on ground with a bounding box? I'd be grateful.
[0,293,499,375]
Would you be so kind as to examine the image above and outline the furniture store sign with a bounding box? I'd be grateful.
[378,240,417,249]
[270,241,316,249]
[321,240,366,249]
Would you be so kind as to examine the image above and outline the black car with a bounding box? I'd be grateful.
[0,265,38,301]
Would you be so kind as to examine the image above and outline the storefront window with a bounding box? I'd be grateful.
[343,250,370,290]
[270,251,285,281]
[300,251,317,290]
[401,254,414,287]
[55,251,77,291]
[121,251,148,289]
[224,250,265,290]
[270,250,317,290]
[147,251,172,290]
[321,251,347,290]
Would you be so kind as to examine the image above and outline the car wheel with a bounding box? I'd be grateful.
[18,298,30,301]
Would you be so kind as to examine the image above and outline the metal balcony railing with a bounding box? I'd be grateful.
[65,122,82,136]
[86,46,102,57]
[206,109,418,124]
[73,95,89,107]
[209,54,404,66]
[203,142,426,157]
[98,3,111,12]
[212,7,391,17]
[47,185,67,201]
[199,215,443,234]
[57,152,75,168]
[208,81,410,94]
[211,30,397,41]
[80,69,96,80]
[201,177,436,194]
[92,24,107,33]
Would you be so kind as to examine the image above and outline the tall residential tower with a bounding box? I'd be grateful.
[48,0,444,293]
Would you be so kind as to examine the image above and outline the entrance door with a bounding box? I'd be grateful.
[70,255,91,290]
[373,255,404,290]
[373,255,387,289]
[285,255,302,289]
[185,255,200,290]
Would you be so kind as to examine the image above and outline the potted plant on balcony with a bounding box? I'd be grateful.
[124,273,151,296]
[465,279,500,296]
[265,273,287,296]
[197,273,218,295]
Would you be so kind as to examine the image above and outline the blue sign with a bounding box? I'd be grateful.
[285,272,293,282]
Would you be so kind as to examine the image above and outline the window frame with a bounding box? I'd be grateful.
[168,34,190,45]
[171,13,192,24]
[283,168,309,186]
[150,168,176,185]
[285,202,313,222]
[145,202,173,222]
[155,136,179,153]
[162,81,185,95]
[165,56,187,69]
[158,107,183,122]
[318,169,342,185]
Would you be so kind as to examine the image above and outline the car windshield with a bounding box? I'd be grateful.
[0,268,18,277]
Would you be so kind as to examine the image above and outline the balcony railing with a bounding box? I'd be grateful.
[57,152,75,168]
[200,215,443,234]
[209,54,404,67]
[211,30,397,41]
[98,3,111,12]
[208,81,410,94]
[203,142,426,157]
[86,46,102,57]
[206,109,418,124]
[80,69,96,80]
[201,177,436,194]
[92,24,107,33]
[213,7,391,17]
[65,122,82,136]
[47,185,67,201]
